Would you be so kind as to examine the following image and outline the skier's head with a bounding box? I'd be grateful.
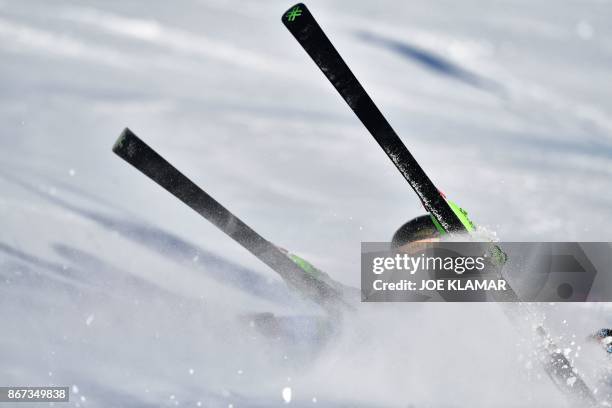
[391,214,440,249]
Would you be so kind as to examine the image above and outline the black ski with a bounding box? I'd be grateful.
[282,4,597,405]
[282,3,464,233]
[112,128,351,314]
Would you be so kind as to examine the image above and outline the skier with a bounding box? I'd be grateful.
[391,214,441,248]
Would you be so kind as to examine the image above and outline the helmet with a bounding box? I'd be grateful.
[391,214,440,249]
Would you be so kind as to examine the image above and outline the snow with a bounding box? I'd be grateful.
[1,0,611,406]
[282,386,292,403]
[85,313,95,326]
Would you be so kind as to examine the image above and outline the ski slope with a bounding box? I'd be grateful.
[1,0,611,406]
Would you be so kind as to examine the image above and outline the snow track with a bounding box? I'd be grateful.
[1,0,611,406]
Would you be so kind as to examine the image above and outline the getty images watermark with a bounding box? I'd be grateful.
[361,242,612,302]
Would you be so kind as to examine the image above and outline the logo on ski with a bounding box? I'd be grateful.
[285,6,302,22]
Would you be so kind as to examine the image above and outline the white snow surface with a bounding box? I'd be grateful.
[1,0,612,406]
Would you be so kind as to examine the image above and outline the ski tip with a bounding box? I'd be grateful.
[112,127,140,158]
[112,128,131,154]
[281,3,307,26]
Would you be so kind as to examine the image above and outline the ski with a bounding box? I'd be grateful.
[282,3,466,234]
[282,4,597,405]
[535,326,597,405]
[112,128,352,314]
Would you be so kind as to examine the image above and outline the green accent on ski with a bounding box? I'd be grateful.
[488,244,508,265]
[447,199,475,232]
[288,253,322,278]
[430,214,445,234]
[430,199,475,234]
[429,198,507,265]
[285,6,303,21]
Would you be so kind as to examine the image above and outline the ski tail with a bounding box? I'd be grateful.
[282,3,464,233]
[112,128,350,313]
